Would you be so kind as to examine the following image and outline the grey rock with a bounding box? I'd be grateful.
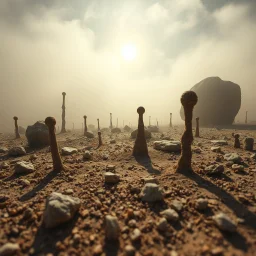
[157,218,168,231]
[195,198,208,210]
[180,77,241,126]
[140,183,164,202]
[171,200,183,212]
[131,129,151,139]
[123,125,132,132]
[205,164,224,175]
[243,137,254,151]
[160,209,179,222]
[224,153,242,163]
[105,215,120,240]
[111,128,121,133]
[43,192,81,228]
[153,140,181,152]
[0,243,20,256]
[211,146,221,153]
[211,140,228,146]
[83,150,92,161]
[104,172,120,184]
[84,131,94,138]
[14,161,35,174]
[26,121,49,147]
[8,146,26,157]
[232,164,244,172]
[124,245,136,256]
[213,213,237,232]
[147,125,159,133]
[130,228,141,241]
[61,147,78,155]
[0,147,8,153]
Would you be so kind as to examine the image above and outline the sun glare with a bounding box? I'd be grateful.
[121,44,137,61]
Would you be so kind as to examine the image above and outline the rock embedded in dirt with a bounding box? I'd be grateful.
[0,147,8,153]
[61,147,78,155]
[153,140,181,152]
[25,121,50,147]
[224,153,242,164]
[160,209,179,222]
[243,137,254,151]
[212,213,237,232]
[130,228,141,241]
[171,200,183,212]
[105,215,120,240]
[211,140,228,146]
[83,151,93,161]
[104,172,120,184]
[43,192,81,228]
[157,218,168,231]
[140,183,164,202]
[14,161,35,174]
[232,164,244,172]
[8,146,26,157]
[0,243,20,256]
[131,129,151,139]
[143,177,159,184]
[195,198,208,210]
[124,245,136,256]
[205,164,224,175]
[211,146,221,153]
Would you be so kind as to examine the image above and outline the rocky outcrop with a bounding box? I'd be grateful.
[180,77,241,126]
[26,121,49,147]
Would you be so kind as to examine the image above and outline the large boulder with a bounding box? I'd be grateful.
[111,128,121,133]
[26,121,49,147]
[180,77,241,126]
[123,125,131,132]
[131,129,151,139]
[147,126,159,133]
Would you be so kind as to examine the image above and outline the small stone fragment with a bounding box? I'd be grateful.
[205,164,224,175]
[212,213,237,232]
[61,147,78,155]
[195,198,208,210]
[140,183,163,202]
[14,161,35,174]
[105,215,120,240]
[8,146,26,157]
[157,218,168,231]
[124,245,136,256]
[83,151,92,161]
[130,228,141,241]
[0,243,20,256]
[224,153,242,164]
[104,172,120,184]
[160,209,179,222]
[171,200,183,212]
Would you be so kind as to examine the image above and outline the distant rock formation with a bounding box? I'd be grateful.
[180,77,241,126]
[18,126,26,134]
[26,121,49,147]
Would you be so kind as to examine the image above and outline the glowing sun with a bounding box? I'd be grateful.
[121,44,137,61]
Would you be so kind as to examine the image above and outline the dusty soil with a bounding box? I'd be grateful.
[0,126,256,256]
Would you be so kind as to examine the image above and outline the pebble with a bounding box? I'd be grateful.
[212,213,237,232]
[105,215,120,240]
[130,228,141,241]
[104,172,120,184]
[157,218,168,231]
[160,209,179,222]
[0,243,20,256]
[14,161,35,174]
[124,245,136,256]
[195,198,208,210]
[140,183,164,202]
[171,200,183,212]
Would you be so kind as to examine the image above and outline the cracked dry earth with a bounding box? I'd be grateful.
[0,127,256,256]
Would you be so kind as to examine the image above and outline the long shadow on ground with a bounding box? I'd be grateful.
[19,170,59,202]
[135,156,161,175]
[179,169,256,230]
[31,214,79,256]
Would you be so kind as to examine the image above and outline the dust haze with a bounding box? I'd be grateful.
[1,0,256,132]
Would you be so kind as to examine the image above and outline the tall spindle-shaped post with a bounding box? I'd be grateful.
[13,116,20,139]
[245,111,248,124]
[97,119,100,131]
[83,115,88,135]
[45,117,64,171]
[133,107,148,157]
[170,113,173,128]
[195,117,200,137]
[61,92,66,133]
[110,113,113,129]
[149,116,151,126]
[98,131,102,146]
[177,91,198,172]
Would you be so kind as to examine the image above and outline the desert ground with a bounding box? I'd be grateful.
[0,126,256,256]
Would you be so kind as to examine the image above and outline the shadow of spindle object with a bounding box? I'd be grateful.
[45,117,65,172]
[13,116,21,139]
[133,106,148,157]
[176,91,198,173]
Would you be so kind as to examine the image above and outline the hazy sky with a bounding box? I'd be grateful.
[1,0,256,132]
